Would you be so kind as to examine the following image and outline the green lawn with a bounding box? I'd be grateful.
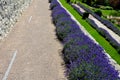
[59,0,120,64]
[101,10,116,16]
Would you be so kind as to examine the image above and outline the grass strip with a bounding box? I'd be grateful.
[60,0,120,64]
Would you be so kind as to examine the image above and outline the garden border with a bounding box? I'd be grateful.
[49,0,120,78]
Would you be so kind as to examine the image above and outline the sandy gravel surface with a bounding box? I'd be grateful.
[0,0,67,80]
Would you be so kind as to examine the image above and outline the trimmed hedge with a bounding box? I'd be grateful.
[94,10,102,17]
[50,0,120,80]
[82,12,89,19]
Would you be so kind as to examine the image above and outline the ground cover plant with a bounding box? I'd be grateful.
[49,0,120,79]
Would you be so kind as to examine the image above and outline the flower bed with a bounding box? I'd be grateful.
[50,0,120,79]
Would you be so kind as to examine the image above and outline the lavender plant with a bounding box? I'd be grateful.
[50,0,120,79]
[50,0,60,10]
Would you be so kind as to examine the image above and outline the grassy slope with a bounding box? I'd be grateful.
[60,0,120,64]
[101,10,116,16]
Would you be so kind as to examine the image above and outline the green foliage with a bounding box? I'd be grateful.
[66,0,70,3]
[94,10,102,17]
[110,11,120,17]
[100,6,113,10]
[82,12,89,19]
[95,0,109,6]
[104,0,110,6]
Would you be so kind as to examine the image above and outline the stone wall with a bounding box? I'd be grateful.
[0,0,32,40]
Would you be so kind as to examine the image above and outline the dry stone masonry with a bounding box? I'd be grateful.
[0,0,32,40]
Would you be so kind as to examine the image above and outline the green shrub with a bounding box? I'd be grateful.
[94,10,102,17]
[82,12,89,19]
[100,6,113,10]
[66,0,70,3]
[117,48,120,54]
[110,11,120,17]
[92,4,100,8]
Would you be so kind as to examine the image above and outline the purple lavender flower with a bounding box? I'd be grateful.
[50,0,120,79]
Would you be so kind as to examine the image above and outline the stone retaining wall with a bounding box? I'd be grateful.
[0,0,32,40]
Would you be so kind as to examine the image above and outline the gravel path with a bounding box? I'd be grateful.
[58,1,120,76]
[0,0,67,80]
